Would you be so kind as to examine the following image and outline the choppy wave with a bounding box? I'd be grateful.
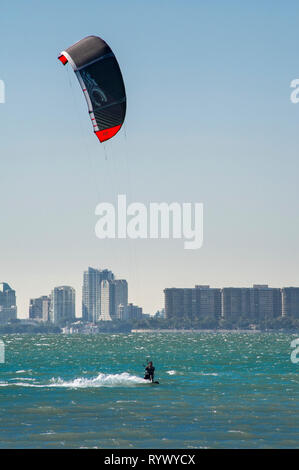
[199,372,219,376]
[0,372,147,388]
[50,372,147,388]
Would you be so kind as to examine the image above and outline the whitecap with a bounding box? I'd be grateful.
[200,372,219,376]
[48,372,147,388]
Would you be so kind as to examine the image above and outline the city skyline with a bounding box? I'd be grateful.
[2,271,299,323]
[26,265,139,322]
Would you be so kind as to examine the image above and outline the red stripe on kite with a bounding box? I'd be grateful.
[95,125,122,143]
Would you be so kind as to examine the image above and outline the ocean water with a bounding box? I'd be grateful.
[0,332,298,449]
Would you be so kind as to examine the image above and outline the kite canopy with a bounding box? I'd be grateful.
[58,35,126,142]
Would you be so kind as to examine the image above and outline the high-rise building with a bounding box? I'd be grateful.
[125,303,143,321]
[164,285,221,321]
[112,280,128,319]
[222,285,282,322]
[117,304,127,321]
[281,287,299,318]
[221,288,251,321]
[117,303,142,321]
[99,279,114,321]
[29,295,51,322]
[249,285,282,321]
[82,267,114,322]
[164,288,185,321]
[194,285,222,320]
[0,282,17,324]
[42,296,51,322]
[50,286,75,325]
[164,283,287,324]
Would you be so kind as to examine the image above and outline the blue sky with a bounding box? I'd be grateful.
[1,0,299,317]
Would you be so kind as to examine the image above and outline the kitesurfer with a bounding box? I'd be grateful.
[144,361,155,382]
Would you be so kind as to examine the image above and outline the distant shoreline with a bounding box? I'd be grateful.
[132,329,267,333]
[1,326,298,335]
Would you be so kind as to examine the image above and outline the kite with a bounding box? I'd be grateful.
[58,35,126,142]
